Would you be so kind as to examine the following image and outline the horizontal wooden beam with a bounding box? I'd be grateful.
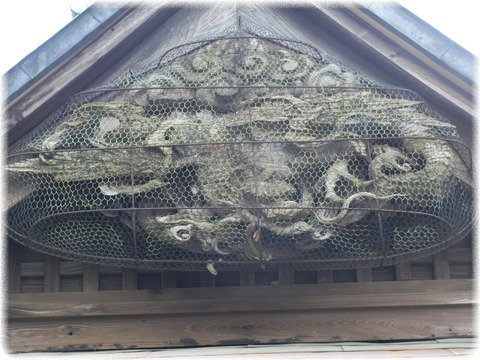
[8,305,474,352]
[9,279,472,304]
[9,290,472,320]
[7,280,474,352]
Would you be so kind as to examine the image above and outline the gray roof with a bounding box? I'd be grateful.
[3,3,126,102]
[365,3,475,82]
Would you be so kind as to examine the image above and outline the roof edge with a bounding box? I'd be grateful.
[363,3,476,83]
[2,2,130,103]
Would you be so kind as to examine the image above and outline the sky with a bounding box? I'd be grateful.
[0,0,478,76]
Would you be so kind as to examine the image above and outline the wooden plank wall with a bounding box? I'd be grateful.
[6,236,474,353]
[7,237,473,294]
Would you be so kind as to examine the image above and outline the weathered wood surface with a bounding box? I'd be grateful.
[309,6,474,123]
[10,246,474,294]
[6,5,180,145]
[6,5,474,147]
[7,280,474,352]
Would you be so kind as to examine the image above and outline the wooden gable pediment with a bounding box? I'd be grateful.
[3,3,475,354]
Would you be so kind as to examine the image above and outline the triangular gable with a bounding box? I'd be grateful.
[5,10,473,270]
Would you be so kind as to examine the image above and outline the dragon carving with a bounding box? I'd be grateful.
[6,37,473,268]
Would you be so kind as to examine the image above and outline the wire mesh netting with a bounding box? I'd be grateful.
[6,37,474,271]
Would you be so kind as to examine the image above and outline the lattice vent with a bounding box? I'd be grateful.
[6,36,473,271]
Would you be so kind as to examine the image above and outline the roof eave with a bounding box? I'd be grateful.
[3,3,131,103]
[4,4,182,146]
[364,2,476,84]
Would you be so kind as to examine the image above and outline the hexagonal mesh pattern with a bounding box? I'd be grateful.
[6,37,473,271]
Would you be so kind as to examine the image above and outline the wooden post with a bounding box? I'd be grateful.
[122,268,138,290]
[44,255,60,293]
[395,262,412,281]
[317,270,333,283]
[356,268,372,282]
[83,264,99,292]
[434,250,451,280]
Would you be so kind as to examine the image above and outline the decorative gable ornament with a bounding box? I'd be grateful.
[6,36,473,271]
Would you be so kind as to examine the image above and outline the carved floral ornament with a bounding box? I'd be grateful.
[6,37,473,271]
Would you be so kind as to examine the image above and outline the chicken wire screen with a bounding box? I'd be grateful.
[6,37,473,271]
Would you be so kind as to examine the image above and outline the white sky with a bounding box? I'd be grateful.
[0,1,478,75]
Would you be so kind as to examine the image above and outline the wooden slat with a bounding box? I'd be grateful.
[44,256,60,293]
[8,242,21,294]
[60,276,83,293]
[371,266,396,282]
[59,261,83,275]
[448,248,472,262]
[19,277,44,294]
[450,263,473,279]
[411,263,434,281]
[20,262,44,277]
[99,274,122,291]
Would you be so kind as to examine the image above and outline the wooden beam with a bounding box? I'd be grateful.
[83,264,99,292]
[7,280,474,352]
[121,268,137,290]
[9,279,473,319]
[44,256,60,293]
[9,289,472,320]
[434,250,451,280]
[355,268,372,282]
[8,305,473,353]
[395,262,412,281]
